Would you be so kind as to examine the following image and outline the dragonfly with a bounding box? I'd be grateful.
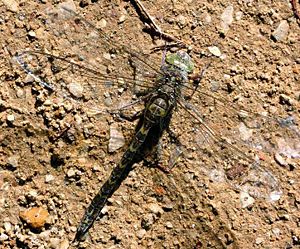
[12,1,300,247]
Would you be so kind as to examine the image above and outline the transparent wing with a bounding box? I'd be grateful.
[13,3,165,118]
[12,3,172,144]
[173,80,299,202]
[14,49,154,114]
[41,2,163,81]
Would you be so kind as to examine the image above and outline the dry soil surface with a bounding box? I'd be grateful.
[0,0,300,248]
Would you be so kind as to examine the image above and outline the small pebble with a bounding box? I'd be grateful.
[0,233,9,241]
[239,122,253,141]
[162,202,174,211]
[39,230,51,239]
[272,228,280,237]
[98,18,107,28]
[68,82,84,98]
[101,206,109,215]
[235,11,243,21]
[224,74,231,80]
[16,233,26,241]
[108,123,125,153]
[34,27,44,39]
[272,20,289,41]
[66,168,76,178]
[210,80,220,92]
[292,236,300,244]
[141,214,155,229]
[6,114,15,122]
[148,203,164,215]
[24,74,35,83]
[3,222,12,233]
[7,155,18,169]
[74,114,83,125]
[269,191,282,202]
[44,99,52,106]
[58,0,76,12]
[240,191,255,208]
[279,94,293,106]
[220,5,234,33]
[104,95,113,107]
[208,46,222,57]
[177,15,186,27]
[92,164,101,172]
[2,0,19,12]
[69,226,77,233]
[50,238,60,248]
[165,221,173,229]
[136,229,146,239]
[209,169,225,183]
[183,172,193,182]
[19,207,49,229]
[103,52,111,60]
[63,101,73,112]
[255,237,264,244]
[119,14,127,23]
[274,153,287,167]
[28,190,38,198]
[280,214,290,220]
[28,30,36,38]
[45,174,55,183]
[16,88,25,98]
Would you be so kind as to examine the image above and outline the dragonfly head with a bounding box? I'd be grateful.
[165,51,194,74]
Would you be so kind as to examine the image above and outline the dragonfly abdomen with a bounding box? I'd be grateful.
[75,95,173,241]
[75,131,149,241]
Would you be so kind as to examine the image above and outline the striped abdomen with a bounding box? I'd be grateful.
[75,95,172,240]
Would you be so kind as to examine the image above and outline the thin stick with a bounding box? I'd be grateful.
[291,0,300,19]
[132,0,186,46]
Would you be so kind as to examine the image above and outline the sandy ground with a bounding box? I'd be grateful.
[0,0,300,248]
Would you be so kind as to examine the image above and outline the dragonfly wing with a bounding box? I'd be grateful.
[174,88,299,201]
[13,3,165,120]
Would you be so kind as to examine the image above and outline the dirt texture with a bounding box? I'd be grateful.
[0,0,300,248]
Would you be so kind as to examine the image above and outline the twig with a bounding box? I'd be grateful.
[131,0,187,46]
[291,0,300,19]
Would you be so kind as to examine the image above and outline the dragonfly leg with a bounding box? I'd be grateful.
[188,60,212,98]
[142,140,175,174]
[146,128,183,173]
[166,127,181,145]
[151,143,183,173]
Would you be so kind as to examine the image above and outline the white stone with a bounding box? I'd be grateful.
[220,5,234,33]
[2,0,19,12]
[45,174,55,183]
[108,123,125,152]
[272,20,289,41]
[68,82,83,98]
[208,46,222,57]
[240,191,255,208]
